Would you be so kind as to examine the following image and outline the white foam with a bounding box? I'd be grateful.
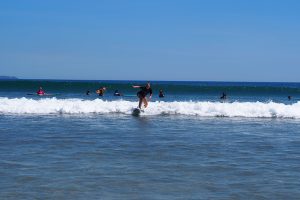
[0,97,300,118]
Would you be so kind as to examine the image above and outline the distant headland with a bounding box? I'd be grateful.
[0,76,18,80]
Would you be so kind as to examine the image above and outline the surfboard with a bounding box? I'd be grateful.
[132,108,143,116]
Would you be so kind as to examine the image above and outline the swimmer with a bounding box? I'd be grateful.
[36,87,45,95]
[114,90,122,96]
[220,92,227,100]
[96,87,106,96]
[159,89,165,98]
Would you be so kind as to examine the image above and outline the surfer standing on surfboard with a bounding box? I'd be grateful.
[133,82,153,109]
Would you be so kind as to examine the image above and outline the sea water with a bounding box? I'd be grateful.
[1,80,300,199]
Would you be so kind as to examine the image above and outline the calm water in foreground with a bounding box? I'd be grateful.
[1,115,300,199]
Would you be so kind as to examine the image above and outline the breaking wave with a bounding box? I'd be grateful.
[0,97,300,118]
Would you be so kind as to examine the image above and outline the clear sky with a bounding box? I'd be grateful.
[0,0,299,81]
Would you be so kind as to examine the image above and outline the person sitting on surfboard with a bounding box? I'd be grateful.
[36,87,45,95]
[96,87,106,96]
[133,82,153,109]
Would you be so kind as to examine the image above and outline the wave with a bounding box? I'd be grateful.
[0,97,300,118]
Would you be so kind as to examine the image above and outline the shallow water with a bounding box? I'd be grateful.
[1,80,300,199]
[1,114,300,199]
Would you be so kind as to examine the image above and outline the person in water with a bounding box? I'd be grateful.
[36,87,45,95]
[133,82,153,109]
[86,90,90,95]
[96,87,106,96]
[220,92,227,100]
[288,96,292,100]
[159,89,165,98]
[114,90,122,96]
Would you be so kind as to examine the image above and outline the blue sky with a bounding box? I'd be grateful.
[0,0,300,81]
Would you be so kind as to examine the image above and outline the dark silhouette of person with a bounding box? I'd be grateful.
[220,92,227,100]
[114,90,122,96]
[159,89,164,98]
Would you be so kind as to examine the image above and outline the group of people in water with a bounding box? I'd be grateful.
[36,82,294,110]
[37,82,163,109]
[90,82,161,109]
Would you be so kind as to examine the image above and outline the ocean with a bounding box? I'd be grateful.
[1,80,300,199]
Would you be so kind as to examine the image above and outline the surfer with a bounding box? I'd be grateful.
[220,92,227,100]
[133,82,153,109]
[96,87,106,96]
[114,90,122,96]
[36,87,45,95]
[159,89,164,98]
[288,96,292,100]
[86,90,90,95]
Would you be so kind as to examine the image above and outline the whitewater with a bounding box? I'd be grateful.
[0,97,299,118]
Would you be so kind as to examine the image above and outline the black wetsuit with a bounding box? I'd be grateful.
[137,87,152,98]
[159,92,164,98]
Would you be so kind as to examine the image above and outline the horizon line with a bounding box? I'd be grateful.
[1,77,300,84]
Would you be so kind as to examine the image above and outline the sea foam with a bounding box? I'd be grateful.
[0,97,299,118]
